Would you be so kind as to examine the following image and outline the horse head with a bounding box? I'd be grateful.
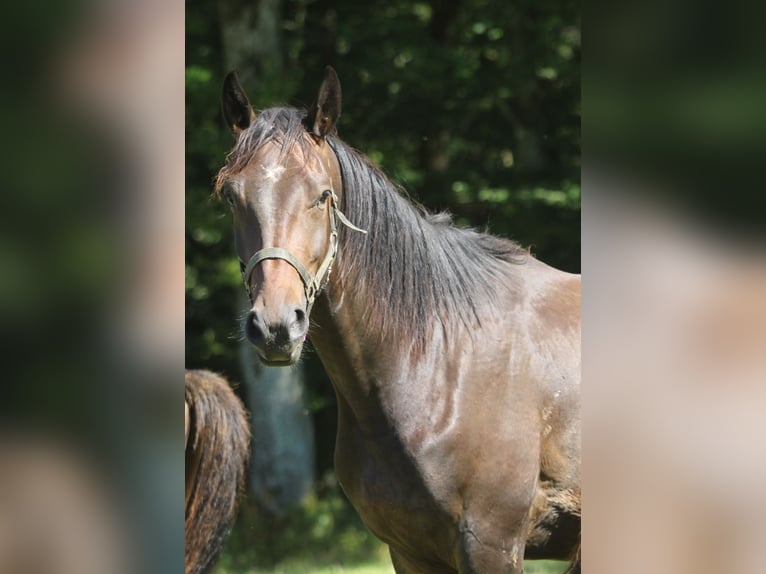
[217,67,362,365]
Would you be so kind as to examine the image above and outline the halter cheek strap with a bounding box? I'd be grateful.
[240,191,366,307]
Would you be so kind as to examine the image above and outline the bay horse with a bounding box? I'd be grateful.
[215,67,581,573]
[185,369,250,574]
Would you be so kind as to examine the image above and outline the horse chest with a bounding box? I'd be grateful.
[335,426,455,561]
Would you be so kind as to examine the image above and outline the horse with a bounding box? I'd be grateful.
[185,369,251,574]
[215,67,581,574]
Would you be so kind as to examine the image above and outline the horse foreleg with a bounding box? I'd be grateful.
[456,528,527,574]
[563,541,581,574]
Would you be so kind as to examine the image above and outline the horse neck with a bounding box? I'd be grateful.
[308,246,453,436]
[309,273,400,400]
[311,141,515,429]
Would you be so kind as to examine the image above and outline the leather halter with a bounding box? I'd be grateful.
[240,190,366,307]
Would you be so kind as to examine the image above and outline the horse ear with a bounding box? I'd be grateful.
[307,66,342,138]
[222,71,255,135]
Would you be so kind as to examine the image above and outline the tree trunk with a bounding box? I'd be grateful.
[218,0,282,85]
[220,0,316,512]
[238,299,315,513]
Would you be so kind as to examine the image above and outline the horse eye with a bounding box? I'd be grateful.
[313,190,332,208]
[222,184,237,207]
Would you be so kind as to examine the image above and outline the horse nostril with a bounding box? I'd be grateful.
[245,311,266,346]
[288,308,308,341]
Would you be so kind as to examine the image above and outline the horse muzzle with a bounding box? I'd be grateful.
[245,306,308,366]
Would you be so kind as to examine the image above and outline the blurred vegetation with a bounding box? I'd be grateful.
[215,474,388,572]
[187,0,578,570]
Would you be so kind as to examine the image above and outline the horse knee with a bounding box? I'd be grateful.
[456,532,525,574]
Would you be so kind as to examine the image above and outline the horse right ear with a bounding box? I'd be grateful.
[222,71,255,135]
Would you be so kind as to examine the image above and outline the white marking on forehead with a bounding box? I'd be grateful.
[261,162,286,183]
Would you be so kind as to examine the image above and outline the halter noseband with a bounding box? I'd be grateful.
[240,191,366,307]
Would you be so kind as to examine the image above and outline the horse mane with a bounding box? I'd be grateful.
[215,106,529,347]
[327,136,528,347]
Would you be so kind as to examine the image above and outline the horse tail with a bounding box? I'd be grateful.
[185,370,250,574]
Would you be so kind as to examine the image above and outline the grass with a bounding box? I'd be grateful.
[524,561,568,574]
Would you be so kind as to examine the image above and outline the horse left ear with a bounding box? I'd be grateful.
[307,66,342,138]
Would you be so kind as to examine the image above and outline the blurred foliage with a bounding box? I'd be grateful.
[187,0,578,569]
[216,474,389,572]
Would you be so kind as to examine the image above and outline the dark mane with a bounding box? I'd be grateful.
[327,135,528,346]
[216,106,529,346]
